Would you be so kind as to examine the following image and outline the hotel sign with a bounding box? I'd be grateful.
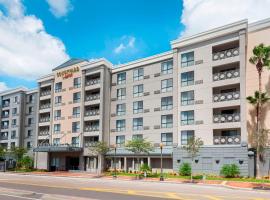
[57,66,79,79]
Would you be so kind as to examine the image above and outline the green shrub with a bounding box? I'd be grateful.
[140,163,151,173]
[179,163,191,176]
[21,156,33,170]
[220,164,240,178]
[192,175,203,180]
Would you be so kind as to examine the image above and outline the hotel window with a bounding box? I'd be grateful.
[133,118,143,131]
[133,101,143,114]
[54,110,61,120]
[55,82,62,93]
[72,137,80,147]
[11,131,16,139]
[181,91,194,106]
[54,124,61,133]
[53,138,60,146]
[117,88,126,100]
[28,94,34,103]
[116,135,125,147]
[181,130,194,145]
[73,107,80,118]
[161,96,173,110]
[14,96,19,103]
[27,130,32,137]
[55,96,62,105]
[181,110,194,125]
[72,122,80,133]
[116,120,125,132]
[161,115,173,128]
[161,79,173,92]
[73,92,81,103]
[133,68,144,81]
[161,60,173,74]
[161,132,173,146]
[133,84,144,97]
[181,51,194,67]
[12,108,17,115]
[117,72,126,85]
[11,119,17,126]
[28,118,33,125]
[132,134,143,140]
[27,142,32,149]
[73,77,81,88]
[28,106,33,114]
[181,71,194,86]
[11,142,15,149]
[116,104,126,116]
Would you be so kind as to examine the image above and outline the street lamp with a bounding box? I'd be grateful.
[160,143,164,181]
[113,144,117,179]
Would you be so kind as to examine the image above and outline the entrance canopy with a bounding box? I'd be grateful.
[33,144,83,153]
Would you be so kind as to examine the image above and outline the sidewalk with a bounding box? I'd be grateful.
[4,171,270,191]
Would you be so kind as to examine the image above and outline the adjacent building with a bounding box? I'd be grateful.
[1,18,270,176]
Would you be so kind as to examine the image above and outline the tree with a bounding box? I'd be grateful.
[125,138,154,172]
[88,141,110,175]
[21,156,33,170]
[0,146,6,160]
[182,136,203,181]
[10,147,27,169]
[248,44,270,178]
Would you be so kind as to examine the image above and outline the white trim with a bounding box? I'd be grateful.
[81,58,113,70]
[112,51,173,73]
[0,87,28,96]
[248,18,270,33]
[37,73,54,83]
[171,19,248,49]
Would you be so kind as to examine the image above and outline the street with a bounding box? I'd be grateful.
[0,173,269,200]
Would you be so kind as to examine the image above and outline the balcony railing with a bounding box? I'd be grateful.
[1,125,9,129]
[0,136,8,140]
[85,94,100,102]
[84,126,99,132]
[38,131,49,136]
[213,113,240,123]
[213,135,241,145]
[212,47,239,61]
[1,114,9,118]
[213,69,240,81]
[213,91,240,102]
[40,90,51,97]
[2,103,10,108]
[86,78,101,86]
[85,110,100,117]
[40,104,51,110]
[84,142,98,147]
[39,117,50,123]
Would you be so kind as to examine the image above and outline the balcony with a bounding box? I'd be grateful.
[2,102,10,108]
[86,78,101,86]
[213,113,240,123]
[212,47,239,61]
[85,94,100,102]
[1,125,9,129]
[38,130,49,136]
[213,91,240,102]
[40,104,51,110]
[213,69,240,81]
[85,110,100,116]
[40,90,51,97]
[0,135,8,140]
[213,135,241,145]
[39,117,50,123]
[1,114,9,119]
[84,126,99,132]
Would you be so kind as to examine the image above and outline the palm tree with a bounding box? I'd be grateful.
[247,91,270,177]
[248,44,270,178]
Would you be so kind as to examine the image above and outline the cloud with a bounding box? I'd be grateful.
[46,0,73,18]
[0,0,69,80]
[114,36,136,54]
[0,82,8,92]
[180,0,270,37]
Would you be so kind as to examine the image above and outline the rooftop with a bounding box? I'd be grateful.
[52,58,88,71]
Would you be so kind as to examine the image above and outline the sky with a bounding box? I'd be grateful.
[0,0,270,91]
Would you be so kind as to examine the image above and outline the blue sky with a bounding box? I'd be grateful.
[0,0,269,91]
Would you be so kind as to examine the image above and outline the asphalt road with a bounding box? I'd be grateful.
[0,173,269,200]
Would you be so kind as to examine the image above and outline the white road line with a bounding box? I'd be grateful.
[0,193,41,200]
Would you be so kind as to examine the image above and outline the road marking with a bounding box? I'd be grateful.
[204,195,223,200]
[0,193,41,200]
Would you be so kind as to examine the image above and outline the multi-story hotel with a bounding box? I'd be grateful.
[0,88,38,158]
[1,18,270,176]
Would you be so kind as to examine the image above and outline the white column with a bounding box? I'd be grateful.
[118,158,122,170]
[132,158,135,171]
[124,157,127,172]
[148,157,151,168]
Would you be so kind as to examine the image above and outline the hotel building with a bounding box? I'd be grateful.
[1,18,269,176]
[0,88,38,160]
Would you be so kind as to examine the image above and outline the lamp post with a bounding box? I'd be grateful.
[160,143,164,181]
[113,144,117,179]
